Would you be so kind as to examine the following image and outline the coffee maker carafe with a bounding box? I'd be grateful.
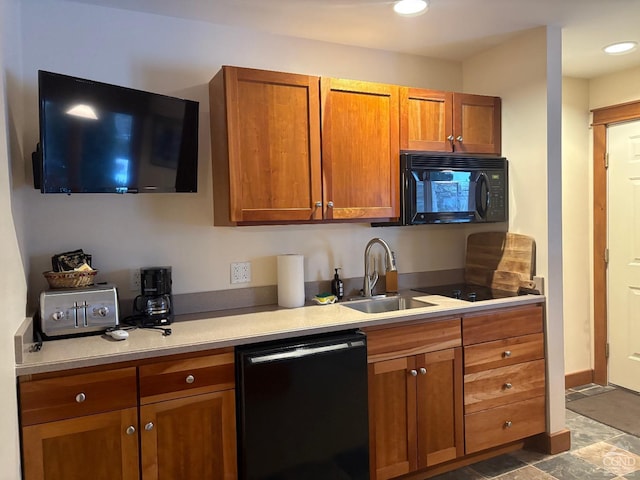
[134,267,173,326]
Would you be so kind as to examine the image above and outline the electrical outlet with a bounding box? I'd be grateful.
[231,262,251,284]
[130,269,141,291]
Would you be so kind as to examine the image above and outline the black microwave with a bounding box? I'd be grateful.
[378,153,508,226]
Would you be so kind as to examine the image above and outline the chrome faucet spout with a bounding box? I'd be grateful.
[363,238,397,298]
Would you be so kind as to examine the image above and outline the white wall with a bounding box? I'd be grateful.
[590,65,640,109]
[562,76,591,375]
[462,27,566,434]
[0,0,27,477]
[16,0,485,309]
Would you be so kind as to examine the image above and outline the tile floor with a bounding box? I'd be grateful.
[431,384,640,480]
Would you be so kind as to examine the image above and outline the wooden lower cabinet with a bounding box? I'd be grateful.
[140,390,237,480]
[19,349,237,480]
[462,304,547,455]
[21,407,140,480]
[366,304,547,480]
[365,318,464,480]
[465,396,546,454]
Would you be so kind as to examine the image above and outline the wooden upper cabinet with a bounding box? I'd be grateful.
[210,66,500,225]
[400,88,453,152]
[320,78,400,221]
[453,93,501,154]
[401,88,501,155]
[210,66,322,225]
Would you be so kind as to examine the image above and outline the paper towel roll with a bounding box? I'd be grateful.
[277,254,305,308]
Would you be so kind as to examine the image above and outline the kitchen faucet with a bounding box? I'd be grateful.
[362,238,397,297]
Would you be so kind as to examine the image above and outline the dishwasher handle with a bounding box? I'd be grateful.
[246,338,366,365]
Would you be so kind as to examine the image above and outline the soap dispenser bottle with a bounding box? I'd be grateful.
[331,268,344,300]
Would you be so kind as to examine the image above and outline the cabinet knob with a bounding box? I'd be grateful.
[327,201,334,208]
[504,382,513,390]
[314,201,322,208]
[409,369,418,376]
[145,422,154,431]
[504,420,513,428]
[447,135,454,141]
[126,426,136,435]
[419,368,427,375]
[185,374,195,384]
[503,350,512,358]
[75,392,86,403]
[456,135,463,142]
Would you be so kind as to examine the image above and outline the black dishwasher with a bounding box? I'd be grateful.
[236,330,370,480]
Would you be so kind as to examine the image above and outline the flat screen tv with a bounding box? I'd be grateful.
[33,70,199,193]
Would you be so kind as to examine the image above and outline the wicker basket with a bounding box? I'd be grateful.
[43,270,98,289]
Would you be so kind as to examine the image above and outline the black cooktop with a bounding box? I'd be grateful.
[412,283,521,302]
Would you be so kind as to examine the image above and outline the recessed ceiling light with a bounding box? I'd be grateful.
[393,0,429,16]
[603,41,638,55]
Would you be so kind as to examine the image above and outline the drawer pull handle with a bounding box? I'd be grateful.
[419,368,427,375]
[145,422,154,431]
[504,382,513,390]
[503,350,512,358]
[186,374,195,384]
[126,426,136,435]
[504,420,513,428]
[75,393,86,403]
[409,369,418,376]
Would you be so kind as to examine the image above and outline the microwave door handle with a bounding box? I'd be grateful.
[476,173,489,219]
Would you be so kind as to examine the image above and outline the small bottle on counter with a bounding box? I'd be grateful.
[331,268,344,300]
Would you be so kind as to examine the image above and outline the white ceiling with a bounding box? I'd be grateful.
[57,0,640,79]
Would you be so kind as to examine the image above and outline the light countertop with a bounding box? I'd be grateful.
[15,293,544,376]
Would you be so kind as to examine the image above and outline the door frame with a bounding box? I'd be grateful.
[591,100,640,385]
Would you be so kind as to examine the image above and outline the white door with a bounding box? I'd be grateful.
[608,120,640,392]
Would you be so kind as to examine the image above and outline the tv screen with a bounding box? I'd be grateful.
[35,70,199,193]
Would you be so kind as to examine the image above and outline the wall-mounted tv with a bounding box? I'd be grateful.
[33,70,199,193]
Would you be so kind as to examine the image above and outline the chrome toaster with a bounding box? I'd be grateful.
[39,284,119,339]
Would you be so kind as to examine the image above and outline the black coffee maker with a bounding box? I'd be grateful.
[133,266,173,326]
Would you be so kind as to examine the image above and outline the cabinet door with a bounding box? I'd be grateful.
[400,87,453,151]
[321,78,400,221]
[368,356,417,480]
[140,390,237,480]
[416,347,464,468]
[452,93,501,154]
[211,66,322,224]
[22,408,139,480]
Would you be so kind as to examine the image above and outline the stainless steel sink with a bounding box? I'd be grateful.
[342,295,435,314]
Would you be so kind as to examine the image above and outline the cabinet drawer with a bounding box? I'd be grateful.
[19,367,137,426]
[464,359,545,413]
[463,305,543,346]
[464,333,544,374]
[465,396,545,454]
[365,318,461,363]
[139,351,235,404]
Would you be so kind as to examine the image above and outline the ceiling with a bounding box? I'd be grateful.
[57,0,640,79]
